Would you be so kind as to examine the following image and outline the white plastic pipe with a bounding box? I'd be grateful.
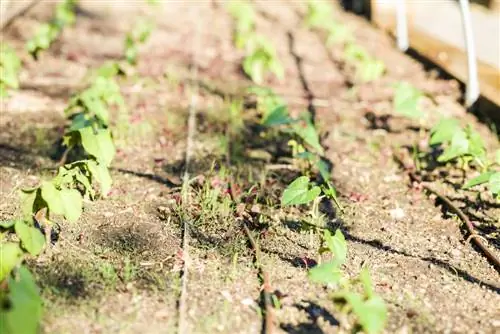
[395,0,409,51]
[458,0,480,107]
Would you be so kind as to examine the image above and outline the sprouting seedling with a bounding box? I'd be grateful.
[393,82,425,120]
[227,0,256,49]
[308,229,387,334]
[242,35,284,84]
[344,43,385,82]
[26,0,77,58]
[125,19,155,65]
[304,0,352,45]
[0,241,43,334]
[430,118,487,169]
[463,150,500,199]
[304,0,335,29]
[0,45,21,97]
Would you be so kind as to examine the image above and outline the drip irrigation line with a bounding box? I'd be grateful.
[394,154,500,272]
[177,16,201,334]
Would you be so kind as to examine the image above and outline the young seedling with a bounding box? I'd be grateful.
[227,0,256,49]
[26,0,77,58]
[304,0,352,45]
[344,44,385,82]
[393,82,425,120]
[430,118,487,169]
[0,45,21,96]
[242,35,284,84]
[124,19,155,65]
[309,229,387,334]
[463,150,500,199]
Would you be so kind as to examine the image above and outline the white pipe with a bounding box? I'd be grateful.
[395,0,409,51]
[459,0,480,107]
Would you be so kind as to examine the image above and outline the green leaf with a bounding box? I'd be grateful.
[438,129,468,162]
[342,292,387,334]
[20,188,39,220]
[41,182,82,222]
[292,117,324,155]
[308,261,343,284]
[0,265,43,334]
[463,171,495,189]
[465,125,486,160]
[281,176,321,206]
[488,172,500,196]
[323,229,347,265]
[0,220,16,229]
[0,242,23,282]
[317,158,330,181]
[14,221,45,256]
[261,105,292,126]
[393,82,424,119]
[79,127,115,166]
[86,160,112,196]
[430,118,461,145]
[41,182,64,215]
[59,189,83,223]
[359,267,375,298]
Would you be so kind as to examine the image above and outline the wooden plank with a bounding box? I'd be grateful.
[371,0,500,106]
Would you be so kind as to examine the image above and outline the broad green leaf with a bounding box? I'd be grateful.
[0,220,16,229]
[14,221,45,256]
[0,242,23,281]
[86,160,112,196]
[261,105,292,126]
[0,265,42,334]
[496,150,500,165]
[488,172,500,196]
[282,176,321,206]
[308,261,343,284]
[323,229,347,265]
[59,188,83,223]
[292,118,324,155]
[41,182,65,215]
[393,82,424,119]
[342,292,387,334]
[41,182,82,222]
[438,130,468,162]
[430,118,461,145]
[79,127,115,166]
[80,90,109,125]
[20,188,39,220]
[463,171,495,189]
[466,125,486,160]
[68,113,92,132]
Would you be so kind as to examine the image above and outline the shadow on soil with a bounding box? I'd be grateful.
[281,300,340,334]
[343,231,500,294]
